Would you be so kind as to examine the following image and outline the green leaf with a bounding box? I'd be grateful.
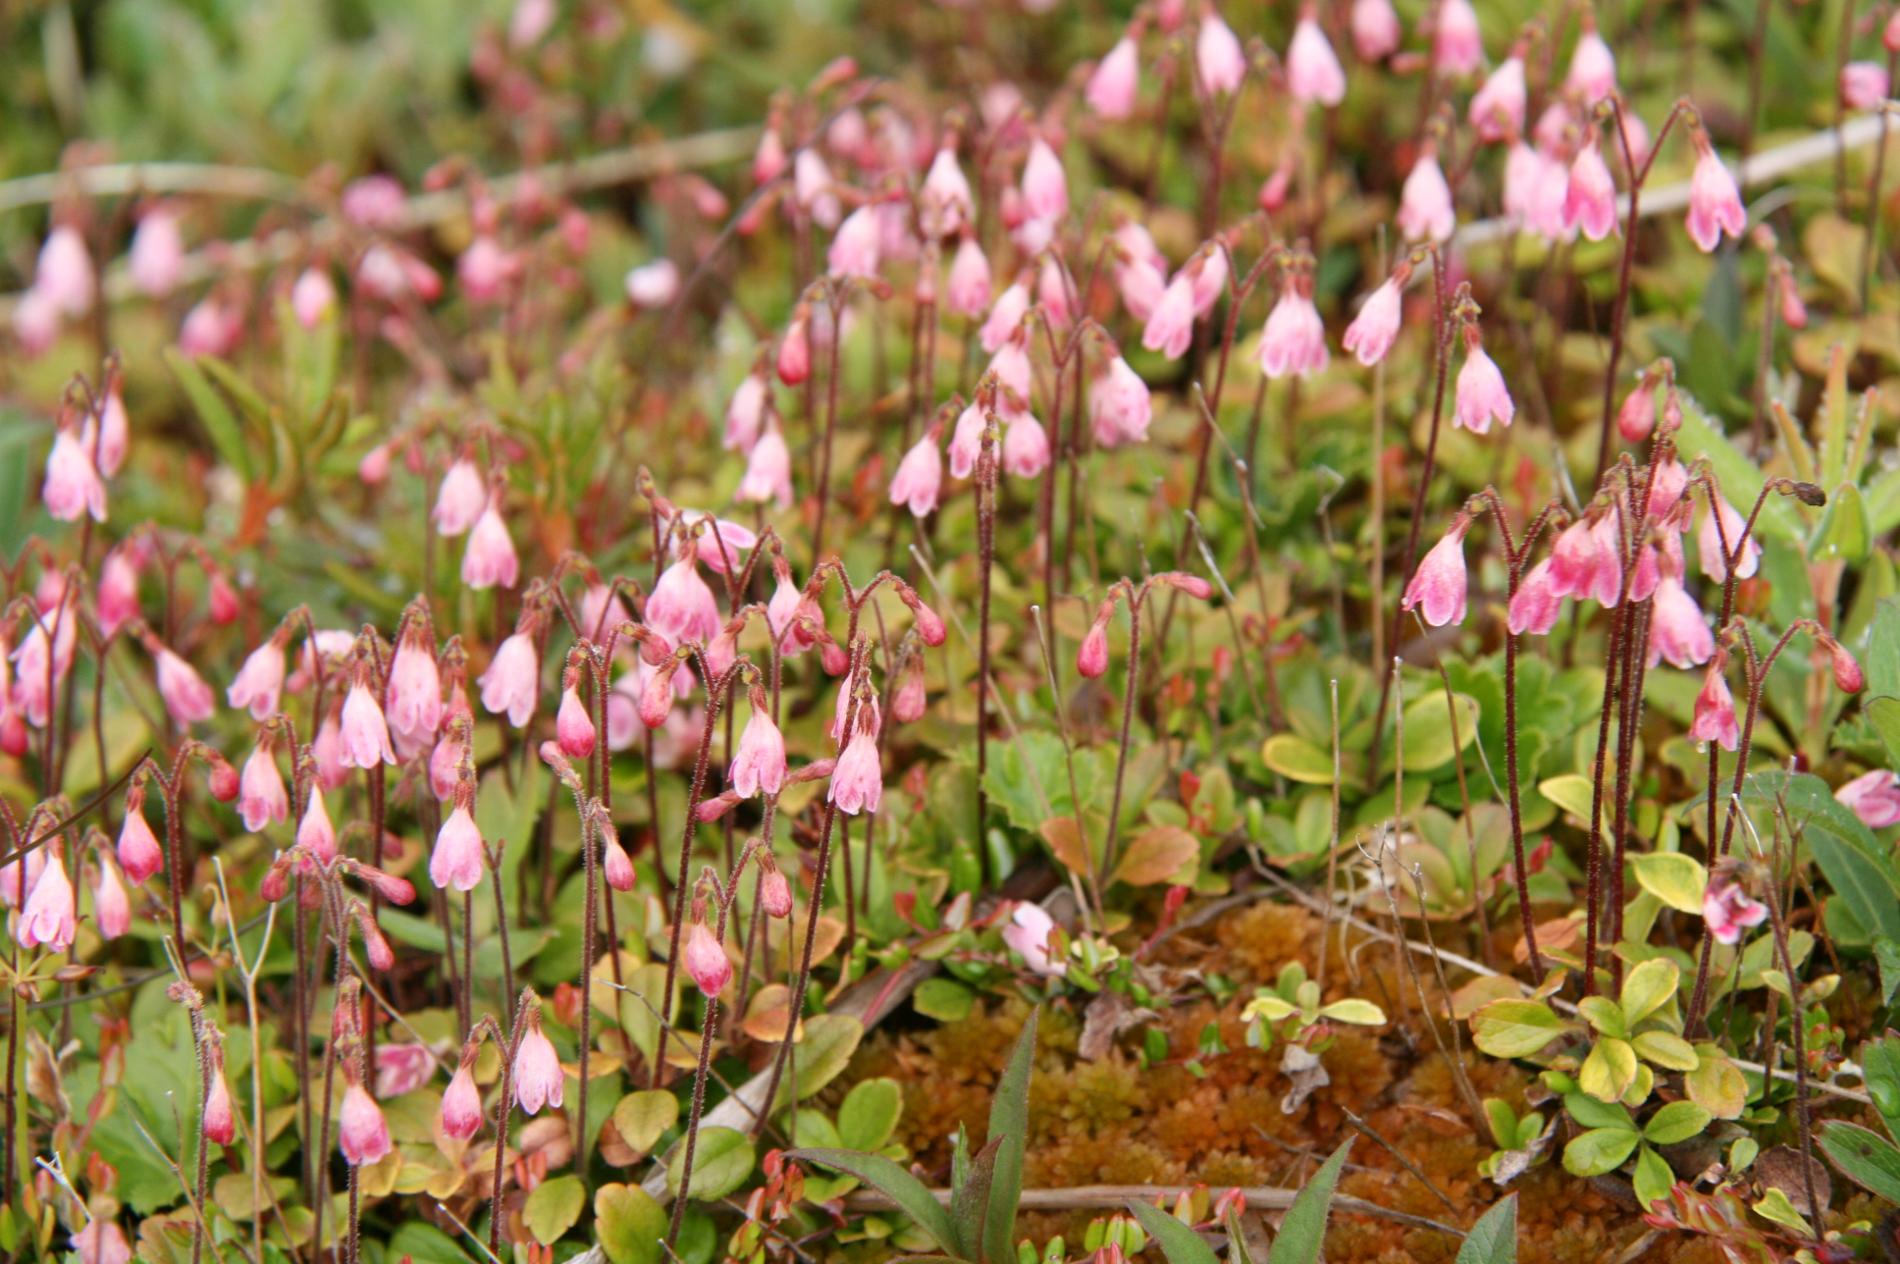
[1259,734,1340,785]
[1314,999,1386,1026]
[1470,999,1567,1058]
[1862,1036,1900,1139]
[915,977,976,1022]
[1752,1186,1814,1235]
[1562,1127,1640,1177]
[1579,1038,1639,1104]
[165,347,252,481]
[1125,1202,1219,1264]
[1632,1146,1674,1210]
[1453,1194,1517,1264]
[1576,997,1627,1039]
[613,1090,679,1155]
[523,1174,586,1246]
[1397,692,1480,773]
[1266,1138,1352,1264]
[951,1137,999,1262]
[983,1009,1038,1264]
[1643,1102,1712,1146]
[1631,1031,1698,1073]
[790,1014,864,1103]
[790,1148,959,1256]
[838,1078,904,1152]
[667,1127,754,1202]
[1563,1093,1635,1133]
[1819,1121,1900,1204]
[1618,959,1680,1027]
[595,1182,666,1264]
[1627,852,1707,915]
[1740,771,1900,944]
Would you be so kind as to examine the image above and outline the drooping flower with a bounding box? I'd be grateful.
[979,278,1031,354]
[1089,355,1153,446]
[623,258,680,308]
[1196,8,1247,95]
[227,639,287,722]
[70,1220,132,1264]
[760,865,793,918]
[648,555,722,646]
[731,707,787,798]
[890,432,944,517]
[1647,577,1714,669]
[430,804,486,892]
[35,225,95,317]
[1702,863,1768,946]
[43,430,108,523]
[1257,277,1328,378]
[736,425,794,509]
[1697,498,1761,582]
[921,146,974,237]
[17,852,76,951]
[557,686,596,758]
[946,238,993,317]
[1002,901,1065,977]
[723,372,768,454]
[203,1060,236,1145]
[827,204,883,280]
[1507,559,1563,637]
[1002,413,1051,479]
[155,647,216,729]
[479,631,541,728]
[297,787,338,863]
[1842,61,1891,111]
[340,677,398,768]
[462,499,519,590]
[1287,14,1346,106]
[239,743,290,833]
[512,1007,565,1114]
[1454,336,1515,433]
[828,720,883,815]
[386,633,442,743]
[1020,138,1070,223]
[947,402,986,480]
[1400,516,1470,628]
[1397,146,1455,242]
[1341,275,1403,366]
[1351,0,1402,60]
[1565,26,1618,103]
[292,267,337,329]
[1685,136,1745,252]
[1141,271,1198,360]
[1838,770,1900,829]
[1086,35,1142,120]
[1563,135,1619,242]
[130,208,186,297]
[1690,661,1739,751]
[1432,0,1484,76]
[433,459,487,536]
[1470,56,1527,144]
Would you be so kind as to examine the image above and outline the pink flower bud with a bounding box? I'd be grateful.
[1843,61,1890,111]
[155,648,216,729]
[1086,36,1141,120]
[1565,29,1618,103]
[440,1063,484,1141]
[1432,0,1483,76]
[118,806,163,885]
[292,267,336,329]
[1077,618,1111,678]
[777,312,811,385]
[1618,377,1658,444]
[96,550,141,641]
[1829,641,1865,693]
[979,280,1031,355]
[1398,149,1455,243]
[761,867,793,918]
[298,788,338,863]
[603,832,635,891]
[207,755,241,803]
[685,920,732,997]
[1020,138,1069,223]
[129,208,185,298]
[203,1067,236,1145]
[723,374,767,455]
[36,225,95,318]
[556,685,596,757]
[339,1083,392,1166]
[92,856,130,940]
[1351,0,1400,60]
[624,258,681,308]
[946,238,993,318]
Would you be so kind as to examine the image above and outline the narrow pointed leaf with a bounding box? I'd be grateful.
[982,1008,1037,1264]
[1454,1194,1517,1264]
[788,1148,959,1256]
[1124,1200,1219,1264]
[1266,1138,1352,1264]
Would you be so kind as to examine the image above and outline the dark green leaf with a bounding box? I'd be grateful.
[1740,771,1900,943]
[1124,1201,1219,1264]
[1266,1139,1352,1264]
[1819,1122,1900,1204]
[1454,1194,1517,1264]
[790,1148,959,1256]
[984,1008,1038,1264]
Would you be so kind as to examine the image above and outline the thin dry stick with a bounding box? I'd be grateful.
[1339,1107,1459,1215]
